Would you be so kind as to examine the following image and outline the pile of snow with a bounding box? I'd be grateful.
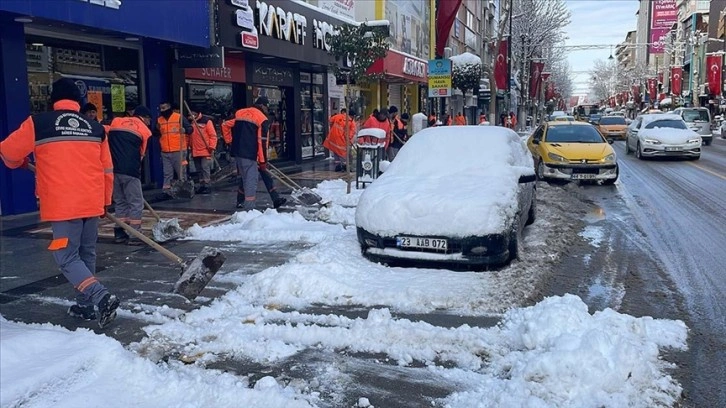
[450,51,482,67]
[356,126,534,238]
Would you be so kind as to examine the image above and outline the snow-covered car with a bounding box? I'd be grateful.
[625,113,701,160]
[355,126,536,268]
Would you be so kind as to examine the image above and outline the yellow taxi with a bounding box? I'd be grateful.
[526,121,618,184]
[597,115,628,140]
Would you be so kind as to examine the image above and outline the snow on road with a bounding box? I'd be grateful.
[0,180,690,407]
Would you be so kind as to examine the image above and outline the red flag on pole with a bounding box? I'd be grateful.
[494,39,509,90]
[541,72,551,82]
[632,85,641,104]
[529,62,544,98]
[545,81,555,101]
[706,54,723,95]
[647,78,657,101]
[670,66,682,95]
[435,0,463,58]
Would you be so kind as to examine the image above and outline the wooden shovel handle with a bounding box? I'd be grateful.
[105,213,185,266]
[143,199,162,221]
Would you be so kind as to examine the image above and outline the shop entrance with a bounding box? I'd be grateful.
[252,85,293,161]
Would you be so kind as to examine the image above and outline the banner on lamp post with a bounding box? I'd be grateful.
[494,39,509,91]
[670,66,682,96]
[647,78,658,101]
[545,81,555,101]
[529,62,544,99]
[706,54,723,95]
[632,85,641,104]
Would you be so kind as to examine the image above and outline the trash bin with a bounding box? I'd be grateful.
[355,128,387,189]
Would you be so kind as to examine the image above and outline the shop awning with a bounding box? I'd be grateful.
[367,50,428,84]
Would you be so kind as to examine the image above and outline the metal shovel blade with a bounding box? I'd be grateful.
[290,187,324,206]
[171,180,195,199]
[173,246,227,300]
[152,218,186,243]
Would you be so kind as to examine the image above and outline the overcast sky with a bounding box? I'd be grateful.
[564,0,640,96]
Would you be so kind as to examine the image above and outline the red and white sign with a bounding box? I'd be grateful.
[367,50,428,83]
[706,54,723,95]
[649,0,677,54]
[185,56,246,83]
[241,32,259,49]
[670,66,682,96]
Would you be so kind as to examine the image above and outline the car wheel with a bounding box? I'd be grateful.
[602,165,618,185]
[536,160,546,180]
[704,139,712,146]
[525,190,537,225]
[635,142,644,160]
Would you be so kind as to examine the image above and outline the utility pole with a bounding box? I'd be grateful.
[506,0,513,118]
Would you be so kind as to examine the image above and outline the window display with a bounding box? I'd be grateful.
[300,72,327,159]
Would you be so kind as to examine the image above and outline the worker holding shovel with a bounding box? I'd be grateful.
[0,78,120,328]
[156,101,192,197]
[107,106,153,245]
[187,108,218,195]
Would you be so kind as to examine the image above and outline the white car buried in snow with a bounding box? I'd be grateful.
[355,126,537,268]
[625,113,702,160]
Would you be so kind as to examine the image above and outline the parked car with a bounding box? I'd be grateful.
[588,113,603,125]
[671,107,713,145]
[526,121,618,184]
[625,113,701,160]
[597,115,628,141]
[554,115,576,122]
[355,126,536,268]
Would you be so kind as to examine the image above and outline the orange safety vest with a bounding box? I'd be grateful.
[157,112,187,153]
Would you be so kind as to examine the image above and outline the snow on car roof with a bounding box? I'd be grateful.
[356,126,534,238]
[642,113,682,124]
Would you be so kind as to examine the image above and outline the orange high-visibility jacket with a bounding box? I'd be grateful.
[189,113,218,158]
[323,113,356,158]
[454,114,467,125]
[362,115,392,148]
[157,112,190,153]
[0,100,113,221]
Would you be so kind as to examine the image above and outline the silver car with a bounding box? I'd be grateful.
[625,114,701,160]
[672,107,713,145]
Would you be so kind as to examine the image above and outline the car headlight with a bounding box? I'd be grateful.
[687,138,701,144]
[547,152,567,162]
[643,138,661,145]
[603,153,615,163]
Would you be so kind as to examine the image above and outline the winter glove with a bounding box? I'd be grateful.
[20,157,31,170]
[258,162,267,171]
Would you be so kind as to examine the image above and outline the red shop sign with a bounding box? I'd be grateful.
[367,50,428,83]
[185,56,246,83]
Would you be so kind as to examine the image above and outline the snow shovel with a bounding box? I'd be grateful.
[143,199,185,242]
[183,100,222,171]
[170,87,195,199]
[105,213,226,301]
[266,162,326,206]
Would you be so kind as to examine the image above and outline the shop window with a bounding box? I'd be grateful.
[253,86,287,161]
[300,72,327,159]
[186,80,233,121]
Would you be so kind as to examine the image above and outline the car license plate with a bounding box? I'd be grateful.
[572,173,596,180]
[397,236,448,250]
[665,147,682,151]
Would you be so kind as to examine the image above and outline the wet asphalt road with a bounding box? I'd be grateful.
[542,137,726,408]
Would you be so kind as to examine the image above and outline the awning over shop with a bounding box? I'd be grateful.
[367,49,428,84]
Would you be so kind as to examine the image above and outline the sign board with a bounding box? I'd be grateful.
[177,46,224,68]
[110,84,125,113]
[87,91,104,121]
[428,59,452,97]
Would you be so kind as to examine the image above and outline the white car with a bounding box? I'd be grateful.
[355,126,536,268]
[625,113,701,160]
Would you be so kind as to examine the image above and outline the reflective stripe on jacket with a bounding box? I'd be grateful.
[157,112,189,153]
[0,100,113,221]
[230,107,268,162]
[108,116,152,178]
[189,114,218,158]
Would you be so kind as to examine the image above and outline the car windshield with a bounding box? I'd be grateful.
[644,119,688,130]
[545,125,605,143]
[681,110,709,122]
[599,117,626,125]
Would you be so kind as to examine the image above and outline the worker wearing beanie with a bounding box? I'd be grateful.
[0,78,120,328]
[107,106,153,245]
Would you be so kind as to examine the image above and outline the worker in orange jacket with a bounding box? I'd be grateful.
[107,106,153,245]
[0,78,119,328]
[323,108,356,172]
[155,101,192,196]
[454,112,467,125]
[188,109,218,194]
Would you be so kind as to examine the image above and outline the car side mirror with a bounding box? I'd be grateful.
[518,174,536,183]
[532,138,540,145]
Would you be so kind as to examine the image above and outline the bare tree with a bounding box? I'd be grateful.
[589,59,649,103]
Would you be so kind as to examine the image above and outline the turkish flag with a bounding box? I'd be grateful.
[494,39,508,90]
[436,0,463,58]
[632,85,641,104]
[647,78,657,100]
[657,72,663,84]
[541,72,551,82]
[706,54,723,95]
[545,81,555,101]
[529,62,544,98]
[670,66,682,95]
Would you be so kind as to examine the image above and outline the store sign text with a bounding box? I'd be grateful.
[255,1,338,51]
[199,67,233,80]
[403,57,426,78]
[78,0,121,9]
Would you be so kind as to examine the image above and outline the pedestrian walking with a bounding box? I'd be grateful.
[389,111,409,161]
[0,78,120,328]
[323,108,356,172]
[188,109,218,194]
[107,106,153,245]
[222,97,270,211]
[156,101,192,196]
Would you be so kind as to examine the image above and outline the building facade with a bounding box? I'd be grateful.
[0,0,211,216]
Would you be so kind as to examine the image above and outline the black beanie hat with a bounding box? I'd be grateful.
[50,78,82,104]
[133,105,152,118]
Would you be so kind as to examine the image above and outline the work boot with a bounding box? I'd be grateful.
[236,200,256,211]
[67,304,96,321]
[113,227,129,244]
[126,225,144,246]
[198,184,211,194]
[273,197,288,209]
[334,164,344,172]
[97,294,120,329]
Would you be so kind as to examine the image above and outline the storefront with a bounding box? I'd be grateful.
[1,0,211,216]
[216,0,351,163]
[365,49,429,116]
